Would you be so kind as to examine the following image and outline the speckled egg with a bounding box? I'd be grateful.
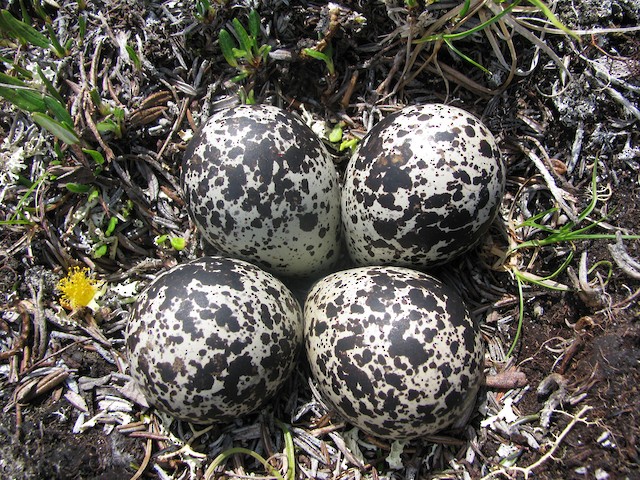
[304,266,484,439]
[125,256,303,424]
[181,104,341,277]
[342,103,505,268]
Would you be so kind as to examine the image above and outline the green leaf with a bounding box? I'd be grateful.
[0,10,51,48]
[78,14,86,40]
[65,182,92,193]
[0,85,47,112]
[82,148,105,166]
[458,0,471,18]
[329,124,343,143]
[258,43,272,62]
[232,18,255,61]
[105,216,118,236]
[0,72,27,87]
[219,29,238,67]
[37,66,65,105]
[43,95,74,129]
[154,234,168,246]
[303,48,330,62]
[231,72,249,83]
[125,44,141,69]
[169,237,186,251]
[418,0,522,43]
[87,188,100,201]
[238,88,255,104]
[248,9,260,39]
[96,119,119,134]
[0,60,32,79]
[46,23,67,57]
[32,112,80,145]
[93,244,108,258]
[303,47,335,75]
[339,138,359,152]
[231,47,248,58]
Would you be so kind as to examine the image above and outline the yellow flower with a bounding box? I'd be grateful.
[57,266,100,310]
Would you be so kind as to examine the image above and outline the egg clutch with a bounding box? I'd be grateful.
[125,104,505,440]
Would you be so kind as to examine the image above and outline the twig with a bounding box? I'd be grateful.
[130,438,153,480]
[608,231,640,280]
[481,406,592,479]
[519,138,578,222]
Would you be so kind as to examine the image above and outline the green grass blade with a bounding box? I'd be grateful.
[526,0,579,39]
[0,85,47,112]
[458,0,471,19]
[0,72,27,87]
[418,0,522,43]
[506,275,525,358]
[0,9,50,48]
[9,170,47,223]
[443,37,491,74]
[37,66,65,105]
[125,44,141,70]
[576,157,600,223]
[203,447,284,480]
[45,23,67,57]
[43,95,74,129]
[515,207,559,229]
[65,182,92,193]
[32,112,80,145]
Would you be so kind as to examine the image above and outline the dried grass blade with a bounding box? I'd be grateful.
[519,142,578,222]
[485,0,572,80]
[608,232,640,279]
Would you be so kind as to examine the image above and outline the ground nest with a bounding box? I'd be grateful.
[1,1,639,479]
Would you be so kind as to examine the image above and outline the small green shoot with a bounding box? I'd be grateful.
[45,23,71,57]
[328,123,343,143]
[303,42,335,76]
[82,148,106,167]
[203,421,295,480]
[510,161,640,253]
[155,235,187,251]
[78,13,86,41]
[203,448,284,480]
[340,138,359,152]
[65,183,93,194]
[218,10,271,83]
[93,244,109,258]
[125,44,142,70]
[504,160,640,357]
[0,9,70,57]
[0,171,49,226]
[104,216,118,237]
[238,87,256,105]
[194,0,221,23]
[31,112,79,144]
